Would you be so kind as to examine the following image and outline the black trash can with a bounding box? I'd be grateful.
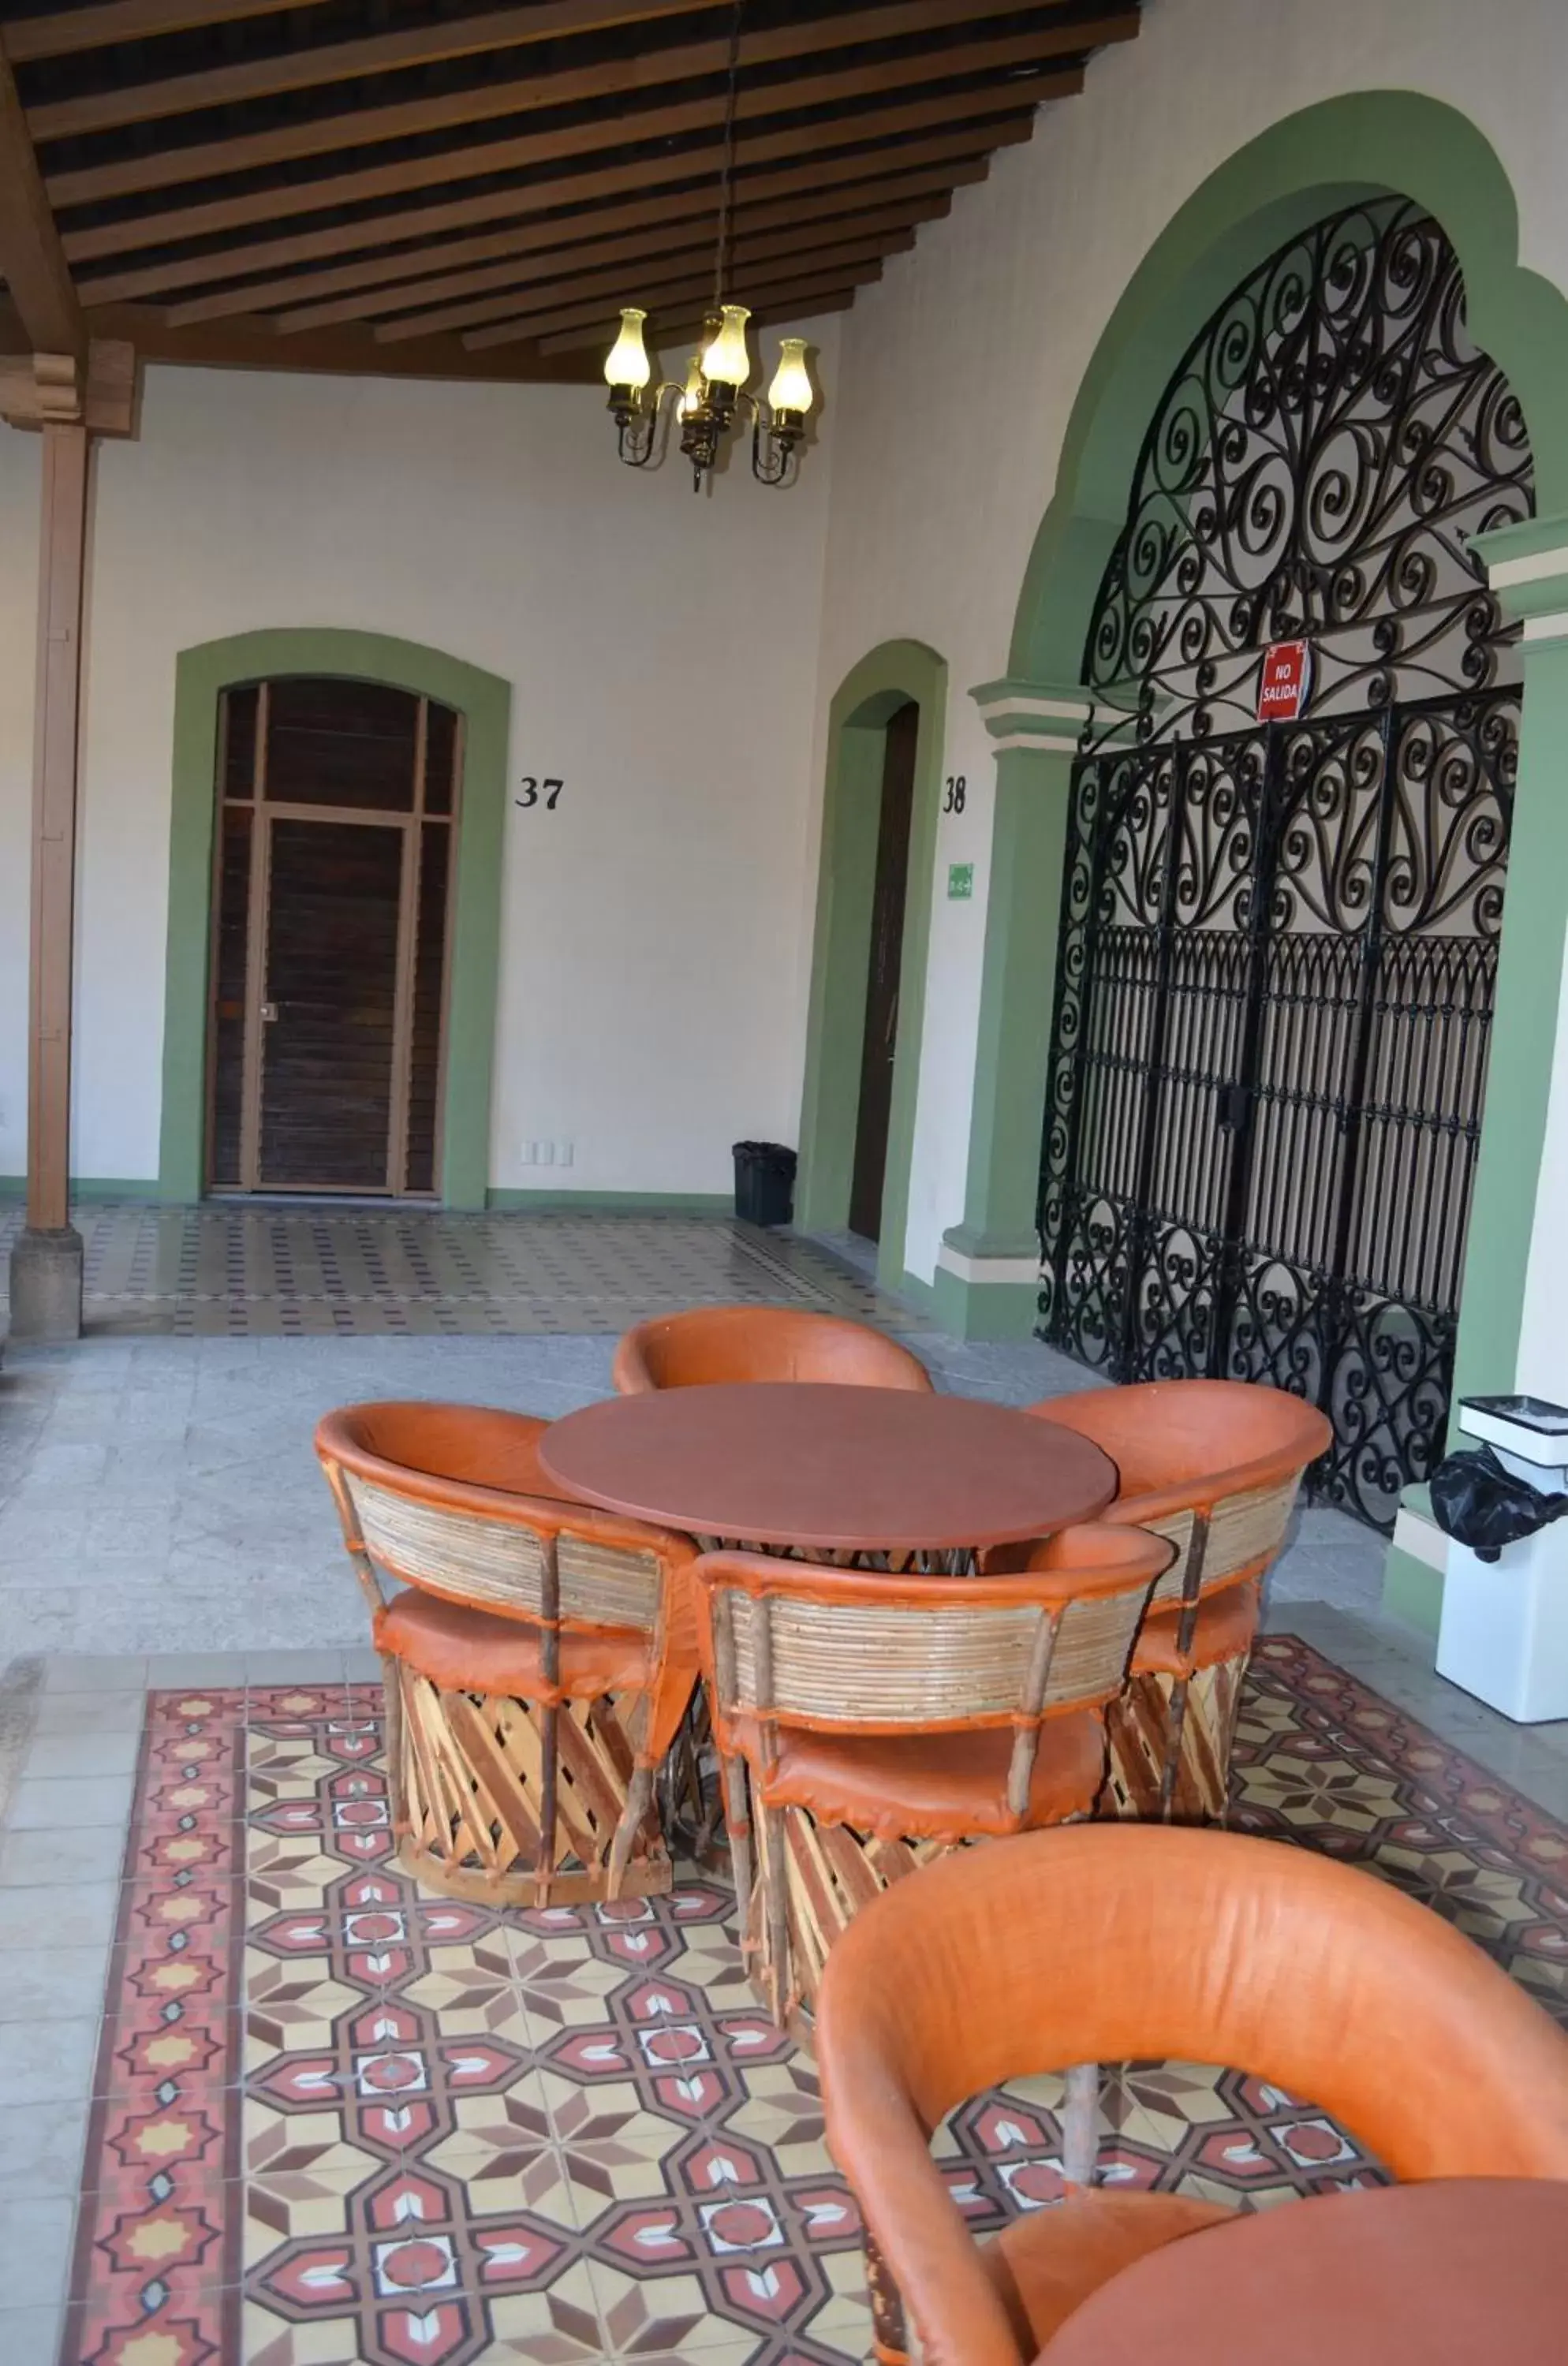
[733,1141,797,1228]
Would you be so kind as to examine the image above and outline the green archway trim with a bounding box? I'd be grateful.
[947,91,1568,1561]
[1010,91,1568,685]
[795,637,947,1292]
[158,626,511,1208]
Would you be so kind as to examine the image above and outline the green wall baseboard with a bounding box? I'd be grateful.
[0,1177,160,1203]
[484,1189,733,1214]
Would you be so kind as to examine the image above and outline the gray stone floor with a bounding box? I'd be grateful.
[0,1324,1387,1660]
[0,1208,1559,2366]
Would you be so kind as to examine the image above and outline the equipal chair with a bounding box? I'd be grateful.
[693,1524,1171,2033]
[816,1824,1568,2366]
[613,1304,931,1394]
[315,1401,700,1906]
[1017,1379,1331,1821]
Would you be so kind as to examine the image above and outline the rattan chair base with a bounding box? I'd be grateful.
[394,1836,671,1907]
[387,1658,670,1905]
[750,1801,960,2031]
[1101,1648,1250,1823]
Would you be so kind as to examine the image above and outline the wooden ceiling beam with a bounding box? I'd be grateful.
[311,205,934,342]
[379,221,919,345]
[62,81,1044,265]
[52,46,1085,254]
[80,121,1012,308]
[0,38,83,354]
[47,19,1118,209]
[74,293,607,383]
[258,162,977,335]
[28,0,1094,147]
[474,259,886,353]
[28,1,711,140]
[464,251,890,353]
[2,0,328,65]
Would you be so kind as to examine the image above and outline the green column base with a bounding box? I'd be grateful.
[1378,1482,1446,1638]
[1379,1543,1443,1638]
[931,1263,1040,1341]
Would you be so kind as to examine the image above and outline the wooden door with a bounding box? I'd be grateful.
[205,677,461,1196]
[849,701,919,1242]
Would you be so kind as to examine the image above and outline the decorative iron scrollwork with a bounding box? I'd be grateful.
[1040,199,1532,1529]
[1084,199,1531,752]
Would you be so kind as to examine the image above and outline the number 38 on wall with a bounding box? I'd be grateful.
[943,775,966,813]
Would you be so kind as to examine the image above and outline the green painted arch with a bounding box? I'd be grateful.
[796,637,947,1290]
[1009,91,1568,687]
[958,86,1568,1553]
[157,626,512,1208]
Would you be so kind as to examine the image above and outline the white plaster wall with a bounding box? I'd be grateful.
[0,330,838,1193]
[812,0,1568,1284]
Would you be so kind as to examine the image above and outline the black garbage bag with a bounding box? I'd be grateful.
[1428,1444,1568,1564]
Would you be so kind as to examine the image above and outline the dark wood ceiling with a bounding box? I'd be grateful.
[0,0,1141,384]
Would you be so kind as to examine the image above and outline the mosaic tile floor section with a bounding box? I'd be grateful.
[62,1636,1568,2366]
[0,1207,914,1339]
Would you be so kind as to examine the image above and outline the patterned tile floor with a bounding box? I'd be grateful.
[20,1634,1566,2366]
[0,1207,915,1339]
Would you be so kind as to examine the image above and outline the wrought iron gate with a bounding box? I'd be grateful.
[1038,199,1533,1528]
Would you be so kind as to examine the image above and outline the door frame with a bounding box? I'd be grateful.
[795,639,946,1291]
[159,629,511,1210]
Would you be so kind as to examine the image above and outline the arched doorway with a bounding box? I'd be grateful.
[204,675,462,1196]
[1039,197,1533,1525]
[796,640,946,1291]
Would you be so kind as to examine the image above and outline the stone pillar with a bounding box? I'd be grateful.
[932,678,1092,1340]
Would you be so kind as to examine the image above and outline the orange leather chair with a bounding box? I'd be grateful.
[816,1824,1568,2366]
[1010,1379,1331,1821]
[693,1524,1171,2033]
[613,1304,932,1394]
[316,1401,699,1907]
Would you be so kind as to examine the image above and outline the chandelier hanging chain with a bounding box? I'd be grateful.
[713,0,745,316]
[599,0,815,488]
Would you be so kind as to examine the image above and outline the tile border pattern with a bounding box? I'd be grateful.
[50,1636,1568,2364]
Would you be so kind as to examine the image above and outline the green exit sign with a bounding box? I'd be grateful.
[947,863,974,901]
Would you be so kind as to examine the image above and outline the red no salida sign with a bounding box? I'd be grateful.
[1256,639,1313,723]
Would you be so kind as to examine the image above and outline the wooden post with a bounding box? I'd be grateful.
[9,420,90,1340]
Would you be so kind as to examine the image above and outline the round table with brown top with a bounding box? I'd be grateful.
[1036,2178,1568,2365]
[536,1382,1118,1558]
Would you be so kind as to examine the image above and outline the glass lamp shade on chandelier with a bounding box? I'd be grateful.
[599,0,816,490]
[603,304,814,488]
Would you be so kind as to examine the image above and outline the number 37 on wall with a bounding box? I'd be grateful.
[516,776,565,809]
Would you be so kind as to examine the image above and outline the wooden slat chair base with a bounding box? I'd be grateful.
[694,1525,1173,2038]
[749,1797,961,2032]
[1101,1652,1249,1823]
[1014,1382,1332,1825]
[388,1658,671,1906]
[314,1401,701,1909]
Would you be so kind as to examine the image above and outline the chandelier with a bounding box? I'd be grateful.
[601,1,816,491]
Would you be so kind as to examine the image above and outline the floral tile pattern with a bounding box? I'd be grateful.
[61,1636,1568,2364]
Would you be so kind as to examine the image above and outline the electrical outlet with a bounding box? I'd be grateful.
[556,1140,573,1170]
